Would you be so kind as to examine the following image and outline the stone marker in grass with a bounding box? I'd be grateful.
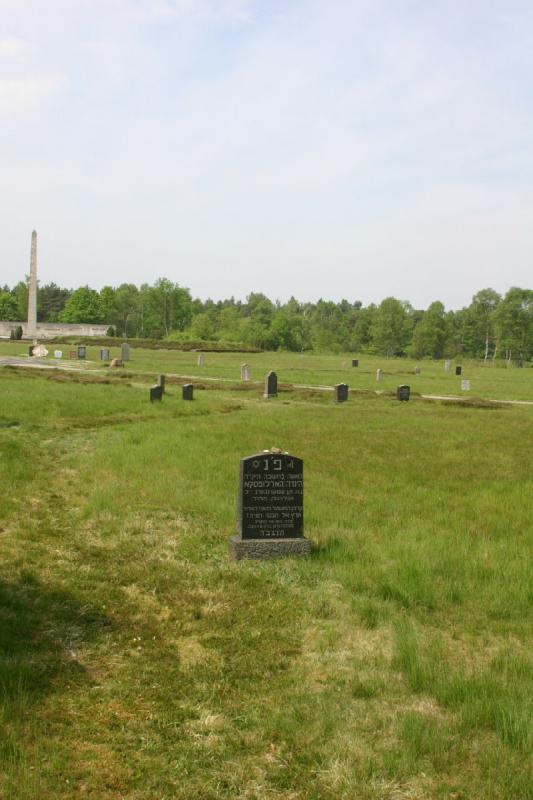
[229,449,311,560]
[77,345,86,359]
[100,348,110,361]
[414,365,421,374]
[121,342,130,362]
[397,384,410,401]
[241,363,250,381]
[461,379,471,391]
[264,371,277,398]
[376,368,384,382]
[455,365,462,376]
[182,383,193,400]
[150,385,163,402]
[158,374,166,393]
[69,350,77,359]
[444,360,451,372]
[334,383,348,403]
[197,353,204,367]
[54,350,62,359]
[352,359,359,367]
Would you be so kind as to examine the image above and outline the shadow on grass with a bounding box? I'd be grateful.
[311,537,358,562]
[0,572,113,718]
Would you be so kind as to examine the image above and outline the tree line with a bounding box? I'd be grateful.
[0,279,532,360]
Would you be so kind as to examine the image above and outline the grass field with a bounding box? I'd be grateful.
[0,352,532,799]
[1,340,533,402]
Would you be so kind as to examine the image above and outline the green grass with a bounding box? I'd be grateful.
[0,364,532,798]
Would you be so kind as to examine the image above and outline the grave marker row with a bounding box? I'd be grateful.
[149,382,194,402]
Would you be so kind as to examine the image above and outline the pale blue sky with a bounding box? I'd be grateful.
[1,0,532,308]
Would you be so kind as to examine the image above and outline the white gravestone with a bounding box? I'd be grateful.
[54,350,62,359]
[444,360,451,372]
[461,380,471,391]
[241,363,250,381]
[376,369,384,382]
[197,354,205,367]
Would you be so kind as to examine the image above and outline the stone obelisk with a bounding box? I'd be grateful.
[26,230,38,338]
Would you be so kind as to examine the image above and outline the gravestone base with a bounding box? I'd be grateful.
[228,535,311,561]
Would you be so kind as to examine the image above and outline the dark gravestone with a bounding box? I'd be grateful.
[150,384,163,402]
[158,374,166,393]
[182,383,193,401]
[455,365,462,376]
[121,342,130,362]
[334,383,349,403]
[229,451,311,560]
[77,345,86,359]
[100,348,110,361]
[264,371,277,398]
[28,346,34,357]
[397,384,410,401]
[352,359,359,367]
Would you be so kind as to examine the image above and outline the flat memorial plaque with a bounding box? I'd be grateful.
[238,452,303,540]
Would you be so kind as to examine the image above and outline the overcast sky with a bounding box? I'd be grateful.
[1,0,532,309]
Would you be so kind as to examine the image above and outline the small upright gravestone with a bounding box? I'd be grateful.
[397,384,410,401]
[455,365,462,376]
[54,350,62,359]
[28,345,34,357]
[150,384,163,402]
[197,353,204,367]
[461,379,471,392]
[376,369,384,382]
[444,360,451,372]
[69,350,77,359]
[414,365,421,375]
[352,359,359,367]
[241,363,251,381]
[264,371,277,398]
[334,383,349,403]
[77,345,86,359]
[182,384,193,401]
[121,342,130,362]
[229,450,311,560]
[100,348,110,361]
[158,374,166,393]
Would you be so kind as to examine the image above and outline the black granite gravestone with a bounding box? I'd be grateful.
[397,384,410,401]
[352,359,358,367]
[264,371,277,398]
[182,383,193,400]
[229,451,311,560]
[150,384,163,402]
[334,383,349,403]
[455,365,462,376]
[28,346,34,357]
[158,374,166,393]
[77,345,86,359]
